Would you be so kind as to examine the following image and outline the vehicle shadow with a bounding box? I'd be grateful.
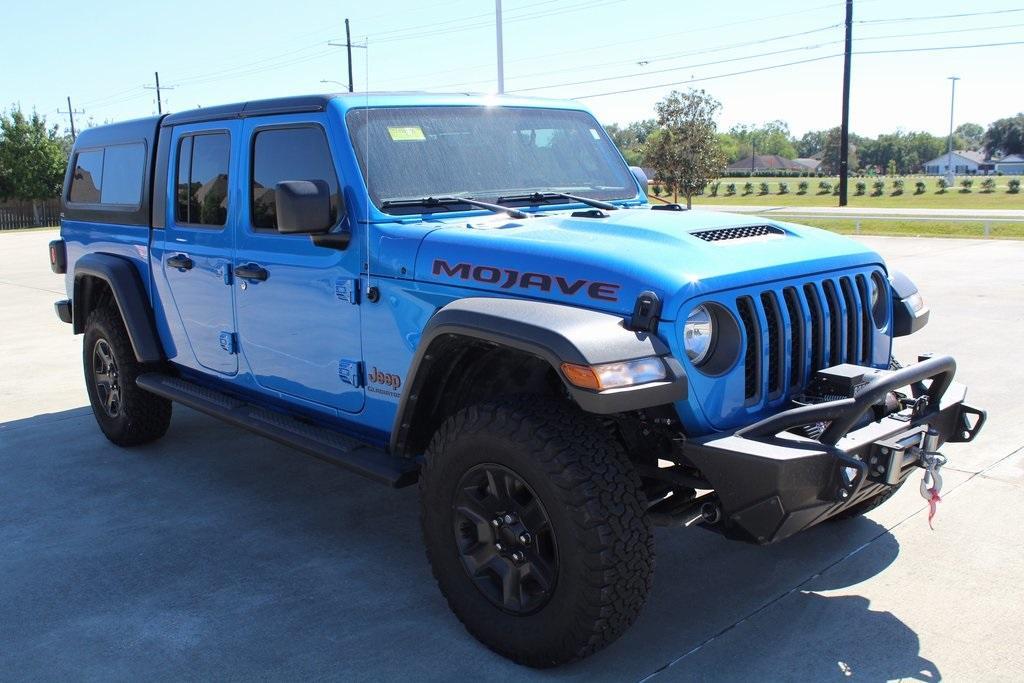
[0,406,937,682]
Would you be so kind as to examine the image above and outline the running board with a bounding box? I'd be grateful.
[136,373,418,488]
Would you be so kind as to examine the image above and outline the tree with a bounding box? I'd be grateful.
[604,119,657,166]
[0,108,67,209]
[724,120,796,161]
[646,89,726,209]
[819,127,857,176]
[984,114,1024,156]
[954,122,984,151]
[796,130,828,158]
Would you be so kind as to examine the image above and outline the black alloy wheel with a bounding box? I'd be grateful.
[91,338,122,418]
[453,463,558,615]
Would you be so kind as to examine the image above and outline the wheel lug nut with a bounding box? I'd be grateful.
[503,514,514,524]
[495,543,503,551]
[511,551,524,563]
[519,532,532,544]
[491,518,501,527]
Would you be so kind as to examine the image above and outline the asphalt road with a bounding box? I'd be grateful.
[2,227,1022,681]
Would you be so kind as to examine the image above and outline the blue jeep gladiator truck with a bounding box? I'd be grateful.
[49,92,985,667]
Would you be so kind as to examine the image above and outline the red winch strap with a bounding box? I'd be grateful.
[926,488,941,530]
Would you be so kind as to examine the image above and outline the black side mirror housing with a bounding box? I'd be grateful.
[275,180,334,234]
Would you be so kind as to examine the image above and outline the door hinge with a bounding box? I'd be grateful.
[335,278,360,304]
[219,332,238,354]
[339,359,363,387]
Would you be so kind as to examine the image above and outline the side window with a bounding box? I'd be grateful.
[69,150,104,203]
[100,144,146,204]
[251,126,340,231]
[68,144,146,205]
[175,132,230,227]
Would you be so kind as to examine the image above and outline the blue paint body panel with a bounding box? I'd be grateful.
[60,92,895,452]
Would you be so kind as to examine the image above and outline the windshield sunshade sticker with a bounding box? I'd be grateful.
[387,126,426,141]
[432,259,621,302]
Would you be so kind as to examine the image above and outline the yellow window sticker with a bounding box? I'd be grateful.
[388,126,426,141]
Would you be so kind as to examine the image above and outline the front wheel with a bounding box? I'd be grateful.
[419,397,653,668]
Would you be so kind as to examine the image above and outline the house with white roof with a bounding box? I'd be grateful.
[922,150,993,175]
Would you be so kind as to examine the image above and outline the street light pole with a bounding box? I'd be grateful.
[946,76,960,186]
[495,0,504,94]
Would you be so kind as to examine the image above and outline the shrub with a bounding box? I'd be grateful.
[872,179,885,196]
[726,182,736,195]
[833,183,840,195]
[797,180,809,194]
[960,178,973,193]
[915,180,927,194]
[937,178,949,193]
[981,178,996,193]
[743,181,754,195]
[758,181,770,195]
[709,181,720,196]
[886,159,897,177]
[778,181,789,194]
[1009,179,1021,193]
[855,180,866,195]
[652,185,662,197]
[892,178,905,195]
[818,180,832,194]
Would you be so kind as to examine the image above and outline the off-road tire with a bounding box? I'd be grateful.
[83,303,171,446]
[419,397,654,668]
[831,480,906,521]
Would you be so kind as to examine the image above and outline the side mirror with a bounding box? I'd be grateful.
[629,166,649,192]
[275,180,334,234]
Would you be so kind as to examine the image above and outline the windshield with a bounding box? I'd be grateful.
[346,106,637,213]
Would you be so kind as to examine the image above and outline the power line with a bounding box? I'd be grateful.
[857,7,1024,24]
[419,23,842,91]
[573,40,1024,100]
[57,96,84,140]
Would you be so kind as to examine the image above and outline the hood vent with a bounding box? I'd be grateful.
[692,225,784,242]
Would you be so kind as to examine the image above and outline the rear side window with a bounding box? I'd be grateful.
[175,133,230,226]
[251,126,340,230]
[68,143,146,206]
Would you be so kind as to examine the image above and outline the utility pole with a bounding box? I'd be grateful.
[495,0,505,94]
[58,96,84,141]
[144,71,174,114]
[838,0,853,206]
[329,19,361,92]
[946,76,960,186]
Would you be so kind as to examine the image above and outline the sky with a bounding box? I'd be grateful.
[2,0,1022,140]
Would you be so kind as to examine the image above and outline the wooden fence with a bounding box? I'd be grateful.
[0,199,61,230]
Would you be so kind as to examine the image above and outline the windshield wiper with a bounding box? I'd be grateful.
[497,191,619,211]
[381,195,528,219]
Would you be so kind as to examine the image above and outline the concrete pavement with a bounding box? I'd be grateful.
[1,229,1022,680]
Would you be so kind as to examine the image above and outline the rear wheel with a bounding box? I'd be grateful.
[419,397,653,667]
[83,304,171,446]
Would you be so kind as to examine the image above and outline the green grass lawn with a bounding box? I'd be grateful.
[791,218,1024,240]
[653,175,1024,210]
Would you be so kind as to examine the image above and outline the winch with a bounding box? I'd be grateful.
[792,364,902,438]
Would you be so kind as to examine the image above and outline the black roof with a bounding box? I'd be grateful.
[160,94,335,127]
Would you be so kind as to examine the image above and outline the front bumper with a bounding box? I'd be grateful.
[682,355,985,544]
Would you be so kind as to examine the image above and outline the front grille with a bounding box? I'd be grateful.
[738,273,877,403]
[691,225,784,242]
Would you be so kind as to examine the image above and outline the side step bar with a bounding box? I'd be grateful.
[136,373,419,488]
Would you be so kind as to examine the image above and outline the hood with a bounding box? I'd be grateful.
[413,207,884,320]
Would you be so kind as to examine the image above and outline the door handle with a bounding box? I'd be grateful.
[166,254,194,271]
[235,263,269,282]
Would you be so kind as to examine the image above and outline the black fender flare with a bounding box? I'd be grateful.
[73,253,164,363]
[390,297,686,455]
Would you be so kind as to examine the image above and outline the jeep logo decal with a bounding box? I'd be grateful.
[368,367,402,389]
[432,259,621,302]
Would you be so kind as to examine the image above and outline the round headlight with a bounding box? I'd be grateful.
[870,272,887,327]
[684,305,715,365]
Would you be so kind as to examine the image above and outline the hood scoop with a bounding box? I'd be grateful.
[691,225,785,242]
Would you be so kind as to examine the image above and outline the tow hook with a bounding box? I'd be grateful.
[913,427,947,529]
